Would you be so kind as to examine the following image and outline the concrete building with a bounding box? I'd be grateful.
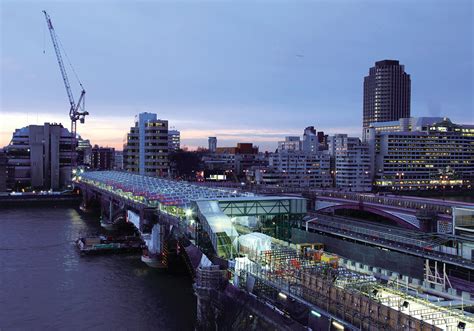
[91,145,115,170]
[124,112,169,177]
[363,60,411,140]
[208,137,217,153]
[114,151,123,170]
[168,129,180,152]
[277,136,301,152]
[5,123,74,190]
[269,150,331,188]
[328,134,372,192]
[302,126,318,153]
[0,149,7,192]
[367,117,474,190]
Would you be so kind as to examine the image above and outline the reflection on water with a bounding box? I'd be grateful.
[0,207,196,331]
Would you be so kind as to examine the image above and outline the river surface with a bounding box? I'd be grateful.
[0,207,196,331]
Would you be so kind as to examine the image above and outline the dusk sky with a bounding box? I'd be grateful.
[1,0,473,151]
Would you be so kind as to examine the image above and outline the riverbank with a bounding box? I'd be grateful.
[0,193,82,208]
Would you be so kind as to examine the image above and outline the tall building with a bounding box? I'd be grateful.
[277,136,301,152]
[208,137,217,153]
[367,117,474,190]
[168,129,180,152]
[5,123,74,190]
[124,112,169,176]
[302,126,318,153]
[363,60,411,140]
[91,145,115,170]
[328,134,372,192]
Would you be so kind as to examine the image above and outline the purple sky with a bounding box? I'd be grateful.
[1,0,473,151]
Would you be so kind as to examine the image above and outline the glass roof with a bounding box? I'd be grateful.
[78,170,253,207]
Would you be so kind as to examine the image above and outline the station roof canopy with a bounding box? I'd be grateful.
[78,170,254,208]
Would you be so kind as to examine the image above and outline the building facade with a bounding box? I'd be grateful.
[5,123,74,190]
[363,60,411,140]
[91,145,115,170]
[302,126,318,153]
[76,136,92,167]
[208,137,217,153]
[124,112,169,177]
[114,151,123,170]
[367,117,474,190]
[202,143,263,179]
[269,151,331,188]
[277,136,301,152]
[168,129,180,152]
[328,134,372,192]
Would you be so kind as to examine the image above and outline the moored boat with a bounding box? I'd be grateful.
[76,235,143,255]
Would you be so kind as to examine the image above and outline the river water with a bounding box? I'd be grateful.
[0,207,196,330]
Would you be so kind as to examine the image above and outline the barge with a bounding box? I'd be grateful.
[76,235,143,255]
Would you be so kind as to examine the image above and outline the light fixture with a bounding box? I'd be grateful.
[311,310,321,318]
[332,320,344,330]
[278,292,287,300]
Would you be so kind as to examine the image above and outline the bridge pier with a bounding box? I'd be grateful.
[79,188,95,212]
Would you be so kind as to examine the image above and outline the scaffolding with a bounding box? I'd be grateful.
[232,244,473,331]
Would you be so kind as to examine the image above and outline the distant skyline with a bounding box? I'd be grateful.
[1,0,473,151]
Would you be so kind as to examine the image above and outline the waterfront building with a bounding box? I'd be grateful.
[302,126,318,153]
[363,60,411,140]
[208,137,217,153]
[269,150,331,188]
[123,112,169,176]
[5,123,74,190]
[277,136,301,152]
[328,134,372,192]
[91,145,115,170]
[168,129,180,152]
[367,117,474,190]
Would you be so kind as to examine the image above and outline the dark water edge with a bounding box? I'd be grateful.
[0,207,196,331]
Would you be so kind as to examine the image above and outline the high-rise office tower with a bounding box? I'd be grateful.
[363,60,411,140]
[124,112,169,176]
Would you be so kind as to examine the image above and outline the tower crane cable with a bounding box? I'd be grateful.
[56,33,84,90]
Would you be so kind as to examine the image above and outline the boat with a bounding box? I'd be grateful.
[76,235,143,255]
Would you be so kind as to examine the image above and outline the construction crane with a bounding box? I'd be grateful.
[42,10,88,167]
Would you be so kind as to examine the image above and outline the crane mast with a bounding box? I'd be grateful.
[42,10,88,168]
